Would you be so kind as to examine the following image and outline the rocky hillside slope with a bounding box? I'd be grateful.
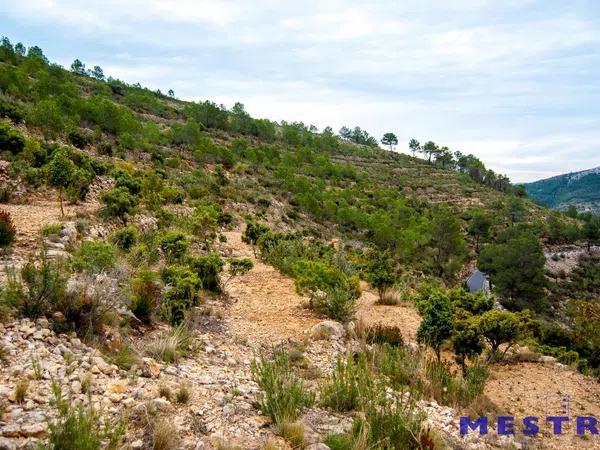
[526,166,600,214]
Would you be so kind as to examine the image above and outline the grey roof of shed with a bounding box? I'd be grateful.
[467,270,488,292]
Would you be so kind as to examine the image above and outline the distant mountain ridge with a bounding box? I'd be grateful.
[525,166,600,214]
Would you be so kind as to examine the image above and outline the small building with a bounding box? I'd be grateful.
[467,270,491,296]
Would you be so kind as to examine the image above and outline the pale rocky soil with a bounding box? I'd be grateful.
[0,210,599,449]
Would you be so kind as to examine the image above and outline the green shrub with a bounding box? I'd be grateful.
[72,241,116,274]
[366,324,404,347]
[312,283,358,323]
[222,257,253,289]
[68,129,93,149]
[101,187,137,221]
[0,209,16,249]
[242,220,270,256]
[0,97,24,123]
[188,252,224,292]
[41,223,63,237]
[251,349,314,425]
[320,354,374,412]
[111,225,137,250]
[1,254,67,319]
[160,231,188,262]
[66,168,93,203]
[97,142,113,156]
[293,259,360,321]
[160,266,201,325]
[323,434,353,450]
[112,168,141,195]
[0,122,25,155]
[162,185,185,204]
[44,382,125,450]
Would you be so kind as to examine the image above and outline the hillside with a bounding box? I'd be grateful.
[525,167,600,214]
[0,38,599,450]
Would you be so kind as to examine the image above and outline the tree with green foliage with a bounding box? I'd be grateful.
[416,290,454,361]
[242,220,270,256]
[366,250,397,301]
[422,141,438,163]
[583,215,600,251]
[91,65,104,80]
[70,59,86,75]
[381,133,398,151]
[190,205,220,249]
[468,210,493,253]
[505,197,526,226]
[451,314,484,374]
[479,309,520,362]
[408,139,420,157]
[429,208,466,277]
[100,187,137,222]
[478,230,546,310]
[447,287,493,315]
[45,149,75,217]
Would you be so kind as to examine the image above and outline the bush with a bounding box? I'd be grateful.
[0,209,16,249]
[352,391,427,450]
[72,241,116,274]
[251,349,314,425]
[0,254,67,319]
[0,122,24,154]
[44,382,125,450]
[374,344,422,392]
[293,259,360,321]
[320,354,374,412]
[97,142,113,156]
[161,266,201,325]
[160,231,188,262]
[41,223,63,237]
[312,283,358,323]
[148,323,192,364]
[188,252,224,292]
[101,187,137,221]
[366,324,404,347]
[0,97,24,123]
[130,270,161,324]
[68,129,93,149]
[111,225,137,250]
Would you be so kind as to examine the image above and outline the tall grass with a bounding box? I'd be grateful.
[424,359,489,408]
[320,354,375,412]
[44,382,125,450]
[374,344,423,395]
[251,348,314,425]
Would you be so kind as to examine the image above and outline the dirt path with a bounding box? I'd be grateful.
[486,362,600,449]
[1,194,98,260]
[221,231,321,346]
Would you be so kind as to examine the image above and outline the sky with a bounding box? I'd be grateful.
[1,0,600,182]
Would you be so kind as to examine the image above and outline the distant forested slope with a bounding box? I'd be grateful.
[526,167,600,213]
